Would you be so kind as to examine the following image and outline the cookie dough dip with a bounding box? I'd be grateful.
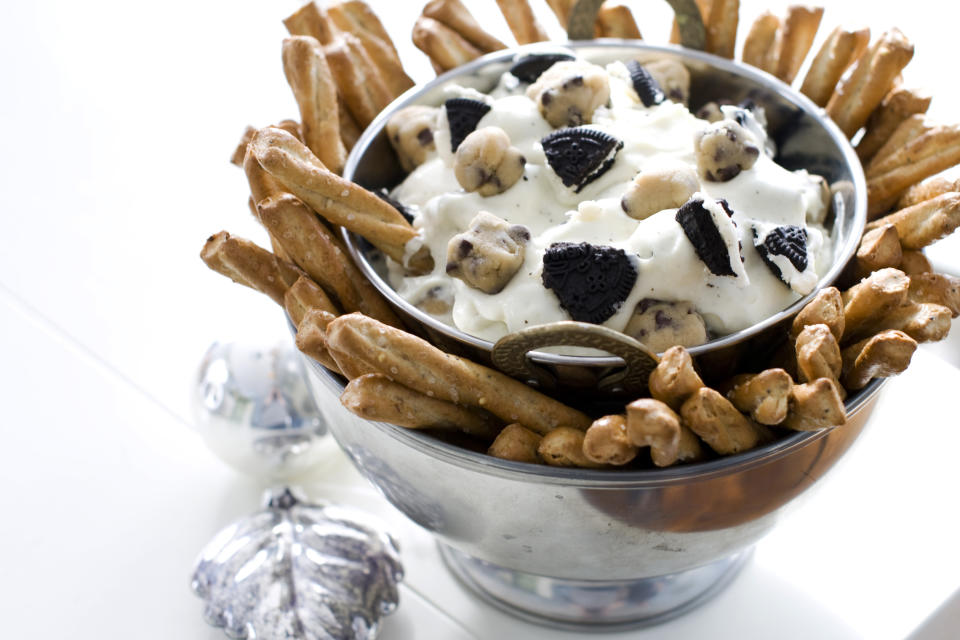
[384,51,832,351]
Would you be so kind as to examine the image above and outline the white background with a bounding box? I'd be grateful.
[1,1,959,638]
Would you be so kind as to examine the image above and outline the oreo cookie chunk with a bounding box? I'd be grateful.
[509,52,575,83]
[626,60,665,107]
[445,98,491,152]
[753,224,818,294]
[542,242,637,324]
[675,196,748,280]
[375,188,415,223]
[541,127,623,193]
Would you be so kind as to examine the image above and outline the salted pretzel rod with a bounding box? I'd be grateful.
[867,302,952,343]
[648,346,704,411]
[898,175,960,209]
[324,33,392,129]
[595,3,642,39]
[283,2,334,45]
[741,11,780,74]
[412,16,483,74]
[841,330,917,390]
[495,0,548,44]
[899,250,933,275]
[773,5,823,84]
[856,87,931,164]
[780,378,846,431]
[626,398,704,467]
[800,25,870,107]
[840,268,910,343]
[795,324,845,399]
[791,286,845,342]
[282,36,347,175]
[200,231,304,306]
[679,388,772,455]
[865,114,931,176]
[670,0,711,45]
[826,29,914,139]
[725,369,793,425]
[488,423,542,463]
[256,192,403,326]
[865,191,960,250]
[284,275,340,327]
[702,0,738,59]
[341,373,503,440]
[423,0,506,54]
[249,126,434,274]
[545,0,575,26]
[908,273,960,317]
[582,415,637,465]
[539,427,608,468]
[854,224,902,278]
[295,308,343,373]
[325,313,593,434]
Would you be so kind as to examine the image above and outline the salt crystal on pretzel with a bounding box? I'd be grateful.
[489,423,542,464]
[908,273,960,317]
[898,175,960,209]
[412,16,483,74]
[325,313,593,434]
[283,1,334,45]
[200,231,304,306]
[595,3,642,39]
[295,308,343,374]
[342,373,502,440]
[855,224,903,278]
[626,398,704,467]
[284,275,340,327]
[865,191,960,250]
[423,0,506,54]
[773,5,823,85]
[495,0,548,44]
[856,87,931,163]
[282,36,347,175]
[540,427,608,468]
[742,11,780,74]
[725,368,794,425]
[582,415,637,466]
[648,346,704,411]
[680,388,772,455]
[841,268,910,343]
[791,286,844,342]
[841,329,917,390]
[780,378,846,431]
[324,33,392,129]
[826,29,914,139]
[795,324,845,399]
[249,126,434,274]
[800,25,870,107]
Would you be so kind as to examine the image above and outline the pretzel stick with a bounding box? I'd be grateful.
[231,126,256,167]
[855,224,902,278]
[826,29,914,139]
[325,313,593,434]
[865,192,960,250]
[412,16,482,73]
[582,415,637,465]
[295,308,342,373]
[773,5,823,84]
[249,127,434,274]
[495,0,548,44]
[545,0,575,26]
[841,268,910,342]
[342,373,502,439]
[200,231,303,305]
[671,0,711,44]
[800,26,870,107]
[898,175,960,209]
[489,424,542,463]
[283,1,334,45]
[325,1,414,99]
[899,250,932,275]
[867,124,960,178]
[856,87,931,164]
[780,378,846,431]
[423,0,506,54]
[795,324,845,399]
[791,286,844,342]
[908,273,960,317]
[742,11,780,74]
[841,330,916,390]
[284,275,339,327]
[648,346,704,411]
[680,388,771,455]
[626,398,704,467]
[702,0,737,59]
[539,427,608,468]
[324,33,392,129]
[866,114,931,176]
[869,302,953,343]
[595,3,642,39]
[725,369,793,425]
[338,99,363,151]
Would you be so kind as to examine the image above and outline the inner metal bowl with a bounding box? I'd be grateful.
[342,41,867,388]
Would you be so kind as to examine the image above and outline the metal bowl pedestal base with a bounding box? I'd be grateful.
[438,543,752,631]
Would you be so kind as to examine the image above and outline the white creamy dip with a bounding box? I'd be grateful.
[388,59,831,343]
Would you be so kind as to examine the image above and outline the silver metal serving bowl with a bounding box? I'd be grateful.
[341,42,867,396]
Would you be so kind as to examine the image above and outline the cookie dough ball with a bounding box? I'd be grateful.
[621,164,700,220]
[695,101,725,123]
[527,60,610,128]
[446,212,531,294]
[624,300,708,353]
[415,285,454,315]
[694,121,760,182]
[646,59,690,105]
[386,105,438,172]
[454,127,526,196]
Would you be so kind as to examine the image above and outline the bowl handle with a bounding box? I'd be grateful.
[567,0,706,50]
[491,321,660,395]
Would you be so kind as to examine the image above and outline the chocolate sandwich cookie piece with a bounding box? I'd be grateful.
[541,127,623,193]
[675,196,746,278]
[509,52,575,83]
[753,224,817,294]
[626,60,665,107]
[375,188,415,223]
[445,98,492,152]
[542,242,638,324]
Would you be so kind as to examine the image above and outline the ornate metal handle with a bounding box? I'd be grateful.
[567,0,706,50]
[492,321,660,395]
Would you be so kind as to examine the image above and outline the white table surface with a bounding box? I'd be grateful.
[1,1,959,638]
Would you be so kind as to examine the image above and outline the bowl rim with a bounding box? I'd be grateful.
[341,40,868,367]
[303,352,885,488]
